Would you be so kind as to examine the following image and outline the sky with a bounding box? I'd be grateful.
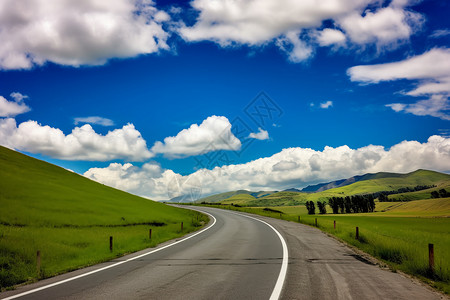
[0,0,449,201]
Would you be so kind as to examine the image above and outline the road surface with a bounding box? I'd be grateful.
[0,206,443,300]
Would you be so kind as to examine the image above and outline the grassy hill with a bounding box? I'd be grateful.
[194,190,277,203]
[221,194,256,205]
[0,146,207,289]
[218,170,450,206]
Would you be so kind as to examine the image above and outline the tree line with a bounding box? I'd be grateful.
[375,185,436,202]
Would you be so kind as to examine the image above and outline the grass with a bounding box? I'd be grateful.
[196,198,450,294]
[0,146,208,289]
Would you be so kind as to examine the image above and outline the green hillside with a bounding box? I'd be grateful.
[0,146,207,289]
[221,194,256,205]
[218,170,450,206]
[195,189,276,203]
[195,190,254,203]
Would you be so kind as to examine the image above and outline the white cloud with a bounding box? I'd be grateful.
[151,115,241,158]
[0,0,170,70]
[386,95,450,121]
[347,48,450,85]
[0,93,31,117]
[74,116,114,126]
[338,6,423,49]
[315,28,346,46]
[10,92,28,102]
[320,101,333,109]
[430,29,450,39]
[0,118,152,161]
[276,31,313,63]
[179,0,422,62]
[248,128,269,140]
[348,48,450,120]
[85,135,450,200]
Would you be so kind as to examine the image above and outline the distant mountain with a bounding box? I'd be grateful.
[283,188,302,192]
[301,172,405,193]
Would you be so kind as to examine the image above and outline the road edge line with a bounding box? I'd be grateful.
[2,212,217,300]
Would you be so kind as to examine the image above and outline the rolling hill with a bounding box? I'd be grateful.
[0,146,206,288]
[301,171,412,193]
[217,169,450,206]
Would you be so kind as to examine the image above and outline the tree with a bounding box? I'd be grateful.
[439,189,449,198]
[306,201,316,215]
[328,198,339,214]
[318,201,327,214]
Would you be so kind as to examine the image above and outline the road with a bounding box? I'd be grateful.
[1,206,443,300]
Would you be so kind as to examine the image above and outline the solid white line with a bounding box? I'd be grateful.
[2,212,217,300]
[227,210,289,300]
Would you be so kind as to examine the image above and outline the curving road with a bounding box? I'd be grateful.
[1,207,286,300]
[1,206,442,300]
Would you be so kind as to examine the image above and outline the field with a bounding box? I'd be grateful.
[0,146,208,289]
[198,198,450,294]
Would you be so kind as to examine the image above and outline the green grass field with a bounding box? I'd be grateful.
[0,146,208,289]
[198,198,450,294]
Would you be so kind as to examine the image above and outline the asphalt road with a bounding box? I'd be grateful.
[1,207,286,300]
[1,206,443,300]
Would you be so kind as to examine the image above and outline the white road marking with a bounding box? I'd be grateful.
[2,211,217,300]
[227,210,289,300]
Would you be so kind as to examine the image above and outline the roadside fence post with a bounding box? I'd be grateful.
[149,229,152,240]
[429,243,435,275]
[334,220,336,230]
[110,236,113,252]
[356,227,359,240]
[36,250,41,278]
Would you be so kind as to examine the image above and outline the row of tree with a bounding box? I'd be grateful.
[328,195,375,214]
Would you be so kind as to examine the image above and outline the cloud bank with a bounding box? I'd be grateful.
[0,0,170,69]
[85,135,450,200]
[0,118,153,161]
[179,0,423,62]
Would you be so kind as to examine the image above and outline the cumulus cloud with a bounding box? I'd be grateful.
[0,118,152,161]
[0,0,170,69]
[74,116,114,126]
[338,6,423,49]
[85,135,450,200]
[248,128,269,140]
[151,115,241,158]
[179,0,423,62]
[320,101,333,109]
[348,48,450,120]
[0,93,31,117]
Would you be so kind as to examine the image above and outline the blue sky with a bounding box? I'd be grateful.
[0,0,449,200]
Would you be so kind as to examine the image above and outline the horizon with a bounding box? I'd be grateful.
[1,0,449,200]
